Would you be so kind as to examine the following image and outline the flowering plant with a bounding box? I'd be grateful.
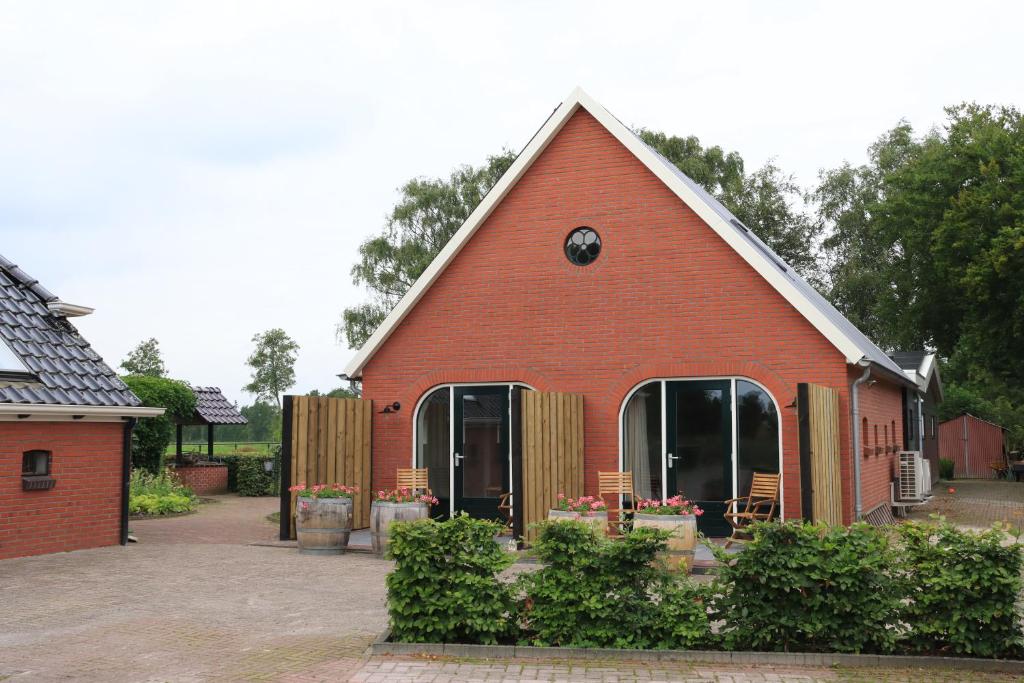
[553,493,607,515]
[635,495,703,516]
[375,487,439,505]
[288,483,359,499]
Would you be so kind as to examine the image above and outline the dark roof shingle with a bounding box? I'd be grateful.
[0,254,141,407]
[192,386,247,425]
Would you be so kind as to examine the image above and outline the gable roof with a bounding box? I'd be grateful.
[888,351,944,401]
[0,254,153,411]
[188,386,248,425]
[342,87,909,382]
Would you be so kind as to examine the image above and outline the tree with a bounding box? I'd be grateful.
[638,130,821,280]
[120,338,166,377]
[122,375,196,473]
[308,386,359,399]
[244,329,299,408]
[814,103,1024,448]
[340,151,517,349]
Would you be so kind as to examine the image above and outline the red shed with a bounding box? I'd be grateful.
[939,414,1007,479]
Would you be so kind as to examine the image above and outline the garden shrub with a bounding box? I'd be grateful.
[518,520,712,649]
[236,456,275,496]
[386,514,514,644]
[129,468,197,515]
[938,458,955,480]
[896,521,1023,658]
[218,452,278,493]
[709,521,902,654]
[122,376,197,473]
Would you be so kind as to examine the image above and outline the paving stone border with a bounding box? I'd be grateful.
[371,631,1024,673]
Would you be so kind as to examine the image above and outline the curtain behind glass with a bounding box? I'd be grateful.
[624,384,662,500]
[416,388,450,498]
[736,380,779,497]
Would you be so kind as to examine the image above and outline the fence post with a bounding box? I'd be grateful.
[279,395,294,541]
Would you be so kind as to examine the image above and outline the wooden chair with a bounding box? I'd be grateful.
[396,468,431,495]
[723,472,780,548]
[497,492,514,535]
[597,471,637,537]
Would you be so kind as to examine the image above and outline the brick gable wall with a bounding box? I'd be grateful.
[361,109,902,523]
[0,421,123,559]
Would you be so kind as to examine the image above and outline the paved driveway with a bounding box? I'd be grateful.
[0,496,389,682]
[2,494,1021,682]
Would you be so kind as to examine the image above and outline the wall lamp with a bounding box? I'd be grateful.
[379,402,401,414]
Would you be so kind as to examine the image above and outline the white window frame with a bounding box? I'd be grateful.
[411,382,534,517]
[617,376,784,518]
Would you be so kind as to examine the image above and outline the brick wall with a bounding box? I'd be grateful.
[0,421,123,560]
[361,108,903,524]
[169,464,228,495]
[850,368,905,516]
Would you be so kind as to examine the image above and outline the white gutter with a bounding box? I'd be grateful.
[850,360,872,521]
[0,403,164,421]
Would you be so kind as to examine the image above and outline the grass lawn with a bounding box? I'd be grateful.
[164,441,278,456]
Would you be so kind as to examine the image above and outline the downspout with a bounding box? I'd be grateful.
[850,360,872,521]
[120,417,137,545]
[917,393,924,452]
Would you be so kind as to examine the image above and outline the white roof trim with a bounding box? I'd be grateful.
[343,87,872,378]
[0,403,164,421]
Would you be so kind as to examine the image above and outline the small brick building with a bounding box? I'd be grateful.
[0,255,161,560]
[342,88,920,531]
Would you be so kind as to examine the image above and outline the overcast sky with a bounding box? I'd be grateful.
[2,1,1020,405]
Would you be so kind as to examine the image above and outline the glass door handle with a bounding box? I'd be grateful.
[454,452,464,466]
[667,452,679,468]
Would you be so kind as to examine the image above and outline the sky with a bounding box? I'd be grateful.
[2,1,1021,405]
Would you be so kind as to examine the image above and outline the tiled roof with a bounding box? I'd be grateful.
[0,254,141,407]
[191,386,247,425]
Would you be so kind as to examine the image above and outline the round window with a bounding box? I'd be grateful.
[564,227,601,266]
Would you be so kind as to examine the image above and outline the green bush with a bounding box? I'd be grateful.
[218,452,279,493]
[896,521,1023,658]
[386,514,514,644]
[518,520,711,649]
[709,522,902,654]
[236,456,276,496]
[128,468,197,516]
[122,376,197,473]
[939,458,955,480]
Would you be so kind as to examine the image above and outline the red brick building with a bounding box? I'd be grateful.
[0,255,161,560]
[342,89,918,532]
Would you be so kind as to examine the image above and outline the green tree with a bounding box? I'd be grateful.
[244,329,299,408]
[122,375,196,473]
[120,338,166,377]
[340,151,517,349]
[308,386,358,399]
[815,103,1024,448]
[638,130,821,279]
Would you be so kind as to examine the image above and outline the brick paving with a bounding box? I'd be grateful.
[1,493,1022,682]
[905,479,1024,533]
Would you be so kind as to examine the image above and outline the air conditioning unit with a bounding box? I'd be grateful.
[898,451,927,501]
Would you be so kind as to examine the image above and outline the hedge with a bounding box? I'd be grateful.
[217,447,280,496]
[384,517,1024,658]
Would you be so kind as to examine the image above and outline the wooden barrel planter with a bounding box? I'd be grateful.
[547,509,608,535]
[632,513,697,572]
[295,496,353,555]
[370,501,430,556]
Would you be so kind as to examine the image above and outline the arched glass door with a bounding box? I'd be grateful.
[623,378,781,536]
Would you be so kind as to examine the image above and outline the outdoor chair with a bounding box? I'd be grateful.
[722,472,780,548]
[496,492,514,535]
[395,467,431,495]
[597,471,637,537]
